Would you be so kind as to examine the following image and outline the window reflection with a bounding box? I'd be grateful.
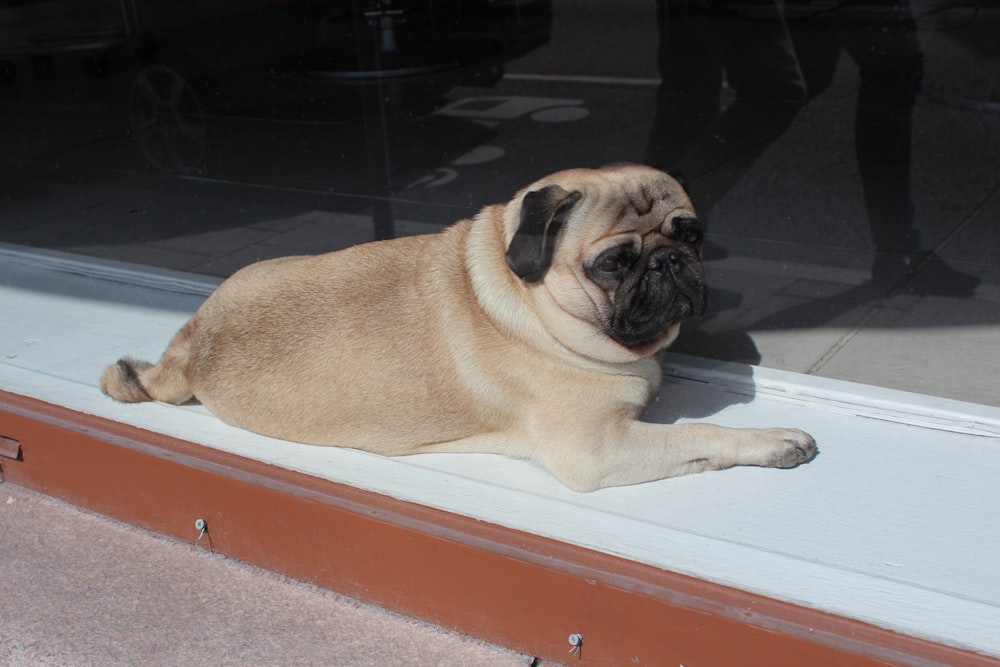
[1,0,998,404]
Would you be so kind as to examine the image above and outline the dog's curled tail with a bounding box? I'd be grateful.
[100,358,155,403]
[100,319,196,404]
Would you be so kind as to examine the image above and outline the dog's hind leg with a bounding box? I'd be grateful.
[100,319,196,404]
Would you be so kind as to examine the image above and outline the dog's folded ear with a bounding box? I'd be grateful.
[505,185,582,283]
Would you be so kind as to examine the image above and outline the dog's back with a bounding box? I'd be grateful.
[100,222,517,451]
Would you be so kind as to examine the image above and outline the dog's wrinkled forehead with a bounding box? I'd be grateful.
[529,164,692,237]
[503,164,696,284]
[607,170,690,228]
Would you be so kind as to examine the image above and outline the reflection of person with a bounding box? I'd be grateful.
[788,0,974,292]
[644,0,807,215]
[792,2,924,263]
[646,0,979,295]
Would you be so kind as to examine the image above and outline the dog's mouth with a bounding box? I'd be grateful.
[665,292,698,320]
[611,304,691,350]
[609,276,706,351]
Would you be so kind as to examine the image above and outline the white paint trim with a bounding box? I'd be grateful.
[662,354,1000,437]
[0,242,220,296]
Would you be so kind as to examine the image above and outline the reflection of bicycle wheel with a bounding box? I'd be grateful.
[128,65,206,172]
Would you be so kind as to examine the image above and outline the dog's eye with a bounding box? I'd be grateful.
[598,258,622,272]
[594,247,637,274]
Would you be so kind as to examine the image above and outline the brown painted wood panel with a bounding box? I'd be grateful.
[1,389,996,667]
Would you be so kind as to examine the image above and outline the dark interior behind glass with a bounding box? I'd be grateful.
[2,0,998,403]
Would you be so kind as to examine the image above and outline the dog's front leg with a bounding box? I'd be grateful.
[541,421,817,492]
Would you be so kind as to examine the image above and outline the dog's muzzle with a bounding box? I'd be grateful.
[610,246,706,348]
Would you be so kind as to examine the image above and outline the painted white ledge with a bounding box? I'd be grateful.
[2,243,999,659]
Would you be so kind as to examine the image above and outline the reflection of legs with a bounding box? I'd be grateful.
[645,0,806,214]
[682,6,807,211]
[842,7,977,293]
[840,10,924,255]
[644,0,723,175]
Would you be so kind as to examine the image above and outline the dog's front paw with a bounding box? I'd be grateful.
[756,428,818,469]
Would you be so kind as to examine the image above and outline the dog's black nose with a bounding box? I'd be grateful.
[647,248,682,272]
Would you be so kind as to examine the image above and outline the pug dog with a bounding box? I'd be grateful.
[101,163,816,491]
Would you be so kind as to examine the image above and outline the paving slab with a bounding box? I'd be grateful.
[813,261,1000,405]
[0,483,538,667]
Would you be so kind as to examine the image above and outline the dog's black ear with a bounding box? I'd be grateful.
[505,185,582,283]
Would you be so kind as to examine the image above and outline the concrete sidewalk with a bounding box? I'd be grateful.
[0,483,541,667]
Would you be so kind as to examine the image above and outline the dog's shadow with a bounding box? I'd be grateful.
[643,329,761,424]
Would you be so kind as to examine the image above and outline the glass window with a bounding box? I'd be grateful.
[2,0,998,404]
